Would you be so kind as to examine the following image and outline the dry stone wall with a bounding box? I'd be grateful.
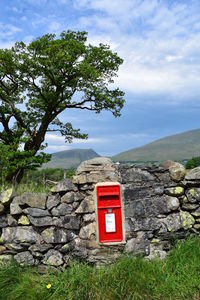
[0,157,200,270]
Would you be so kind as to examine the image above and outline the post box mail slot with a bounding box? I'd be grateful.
[96,183,124,243]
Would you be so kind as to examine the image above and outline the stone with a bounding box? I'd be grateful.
[7,215,17,226]
[191,207,200,217]
[0,188,14,205]
[185,167,200,180]
[0,255,13,264]
[18,193,47,208]
[83,213,96,222]
[180,211,195,229]
[41,227,75,244]
[51,203,73,216]
[182,203,199,210]
[37,264,58,274]
[23,208,50,217]
[165,186,184,196]
[14,251,35,266]
[75,198,95,214]
[0,204,5,215]
[46,194,60,210]
[0,215,8,227]
[5,243,24,251]
[18,215,30,225]
[53,216,81,230]
[165,162,186,182]
[29,244,53,253]
[79,223,96,239]
[76,157,113,174]
[28,216,53,227]
[63,254,70,265]
[185,188,200,203]
[43,250,63,266]
[118,167,155,184]
[1,227,40,244]
[0,246,6,254]
[10,193,47,214]
[61,192,84,204]
[167,197,179,211]
[194,224,200,230]
[124,232,150,255]
[10,201,22,215]
[51,179,78,193]
[162,213,182,232]
[59,244,70,253]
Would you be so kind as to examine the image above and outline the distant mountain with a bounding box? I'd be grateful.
[42,148,100,169]
[112,129,200,162]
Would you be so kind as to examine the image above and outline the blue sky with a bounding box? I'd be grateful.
[1,0,200,156]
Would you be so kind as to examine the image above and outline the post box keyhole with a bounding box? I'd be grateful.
[108,208,112,213]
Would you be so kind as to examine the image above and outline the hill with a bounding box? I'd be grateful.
[42,148,100,169]
[112,128,200,162]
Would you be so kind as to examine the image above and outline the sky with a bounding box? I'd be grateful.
[1,0,200,156]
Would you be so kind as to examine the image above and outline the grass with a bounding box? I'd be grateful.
[0,237,200,299]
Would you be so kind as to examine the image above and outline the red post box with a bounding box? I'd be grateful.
[95,182,124,244]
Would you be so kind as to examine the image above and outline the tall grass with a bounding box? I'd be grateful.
[0,237,200,300]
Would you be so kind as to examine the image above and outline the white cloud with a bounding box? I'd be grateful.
[74,0,200,102]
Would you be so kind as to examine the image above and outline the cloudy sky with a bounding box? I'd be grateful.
[1,0,200,156]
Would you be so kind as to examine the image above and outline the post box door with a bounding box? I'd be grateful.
[96,183,123,243]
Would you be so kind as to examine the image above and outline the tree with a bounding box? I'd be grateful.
[0,30,125,183]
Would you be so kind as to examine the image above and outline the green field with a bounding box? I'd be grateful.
[1,237,200,300]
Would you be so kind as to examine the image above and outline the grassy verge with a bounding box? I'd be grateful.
[0,237,200,300]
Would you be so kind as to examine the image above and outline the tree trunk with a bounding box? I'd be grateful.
[6,168,25,185]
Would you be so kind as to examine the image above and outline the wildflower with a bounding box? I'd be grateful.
[46,283,52,289]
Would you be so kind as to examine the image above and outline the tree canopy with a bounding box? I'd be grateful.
[0,30,125,183]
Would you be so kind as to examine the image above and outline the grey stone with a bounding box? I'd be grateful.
[5,243,25,251]
[53,216,80,230]
[28,216,53,227]
[41,227,75,244]
[18,193,47,208]
[59,244,70,253]
[0,204,5,215]
[10,201,22,215]
[162,213,183,232]
[79,223,96,239]
[124,232,150,255]
[46,194,60,210]
[1,227,40,244]
[61,192,84,204]
[51,203,73,216]
[10,193,47,214]
[51,179,78,193]
[29,244,53,253]
[43,250,63,266]
[63,254,70,265]
[14,251,35,266]
[23,208,50,217]
[7,215,17,226]
[182,203,199,210]
[75,198,95,214]
[0,215,8,227]
[167,197,179,211]
[185,167,200,180]
[119,167,155,184]
[83,213,96,222]
[76,157,113,174]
